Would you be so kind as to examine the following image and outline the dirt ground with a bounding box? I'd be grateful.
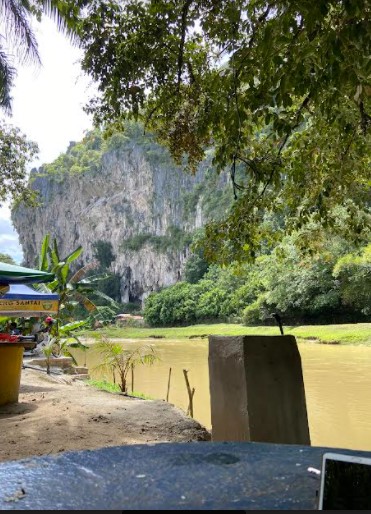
[0,368,210,463]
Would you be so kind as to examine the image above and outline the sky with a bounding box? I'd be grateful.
[0,17,94,264]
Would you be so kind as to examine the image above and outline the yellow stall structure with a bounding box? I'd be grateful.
[0,276,58,406]
[0,343,24,405]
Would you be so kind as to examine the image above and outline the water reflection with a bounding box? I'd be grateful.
[72,339,371,451]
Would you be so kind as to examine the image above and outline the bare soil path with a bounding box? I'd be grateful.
[0,368,210,463]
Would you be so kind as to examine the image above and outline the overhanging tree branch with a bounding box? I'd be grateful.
[177,0,193,90]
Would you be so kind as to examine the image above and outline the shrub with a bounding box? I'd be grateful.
[333,244,371,315]
[242,296,268,325]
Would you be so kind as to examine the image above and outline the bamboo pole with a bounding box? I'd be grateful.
[183,369,195,418]
[166,367,172,402]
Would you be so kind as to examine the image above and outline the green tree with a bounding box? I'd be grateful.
[184,252,209,284]
[144,282,203,326]
[0,253,15,264]
[38,234,122,358]
[77,0,371,262]
[92,240,115,269]
[0,2,92,207]
[0,121,38,205]
[333,244,371,315]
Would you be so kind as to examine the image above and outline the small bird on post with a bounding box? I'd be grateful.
[271,312,284,335]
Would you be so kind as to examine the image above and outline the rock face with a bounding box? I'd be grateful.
[12,136,227,304]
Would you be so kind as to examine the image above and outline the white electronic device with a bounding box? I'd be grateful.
[318,452,371,510]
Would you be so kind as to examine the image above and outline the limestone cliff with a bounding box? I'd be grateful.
[12,129,230,303]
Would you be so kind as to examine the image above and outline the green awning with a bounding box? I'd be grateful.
[0,262,54,285]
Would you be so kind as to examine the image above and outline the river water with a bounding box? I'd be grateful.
[73,339,371,451]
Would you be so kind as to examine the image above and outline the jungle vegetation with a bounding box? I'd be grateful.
[144,234,371,326]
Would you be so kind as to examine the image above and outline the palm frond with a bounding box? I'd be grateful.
[0,46,15,112]
[59,263,69,285]
[40,0,84,46]
[81,272,112,284]
[48,246,60,269]
[1,0,41,65]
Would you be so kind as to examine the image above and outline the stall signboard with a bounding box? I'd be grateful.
[0,284,59,317]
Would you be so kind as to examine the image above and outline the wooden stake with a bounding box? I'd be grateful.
[183,369,195,418]
[166,367,172,402]
[131,363,134,393]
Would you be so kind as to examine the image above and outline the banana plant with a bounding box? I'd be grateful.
[38,234,119,322]
[37,233,121,370]
[47,319,89,361]
[41,320,90,373]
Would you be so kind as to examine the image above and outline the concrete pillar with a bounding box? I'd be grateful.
[208,335,310,445]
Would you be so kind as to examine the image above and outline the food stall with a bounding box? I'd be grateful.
[0,263,56,406]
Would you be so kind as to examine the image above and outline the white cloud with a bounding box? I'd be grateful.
[0,17,94,264]
[0,206,22,264]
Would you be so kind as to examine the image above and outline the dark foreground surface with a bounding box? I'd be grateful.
[0,441,370,510]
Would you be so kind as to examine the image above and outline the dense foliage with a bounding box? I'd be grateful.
[121,226,193,254]
[75,0,370,263]
[38,124,173,177]
[144,236,371,326]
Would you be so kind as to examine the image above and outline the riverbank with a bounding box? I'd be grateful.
[0,368,210,463]
[81,322,371,346]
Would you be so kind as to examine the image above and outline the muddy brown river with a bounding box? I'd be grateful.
[73,339,371,451]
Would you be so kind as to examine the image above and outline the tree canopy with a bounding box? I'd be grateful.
[0,121,38,205]
[76,0,371,263]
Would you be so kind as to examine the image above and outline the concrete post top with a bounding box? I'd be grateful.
[209,334,296,342]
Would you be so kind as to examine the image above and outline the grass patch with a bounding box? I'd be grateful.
[129,391,154,400]
[289,324,371,345]
[86,379,121,393]
[86,379,153,399]
[80,322,371,346]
